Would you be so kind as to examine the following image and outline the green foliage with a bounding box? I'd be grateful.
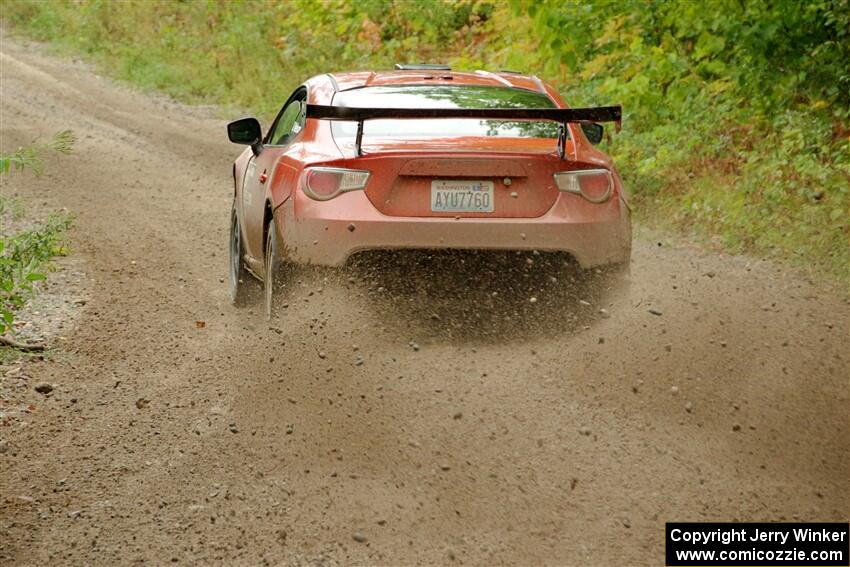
[0,130,75,175]
[0,132,75,336]
[514,0,849,274]
[1,0,847,276]
[0,210,71,334]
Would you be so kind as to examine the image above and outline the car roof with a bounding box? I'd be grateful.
[326,70,549,94]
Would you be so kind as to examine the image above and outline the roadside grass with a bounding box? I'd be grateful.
[1,131,75,350]
[1,0,847,280]
[1,129,75,175]
[622,119,850,275]
[0,198,72,335]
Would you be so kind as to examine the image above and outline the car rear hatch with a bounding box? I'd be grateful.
[311,84,622,218]
[350,150,562,218]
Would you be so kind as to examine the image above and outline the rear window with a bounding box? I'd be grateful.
[331,86,562,140]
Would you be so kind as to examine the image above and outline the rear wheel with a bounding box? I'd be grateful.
[263,217,288,319]
[229,203,258,306]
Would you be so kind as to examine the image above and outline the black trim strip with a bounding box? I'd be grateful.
[306,104,621,123]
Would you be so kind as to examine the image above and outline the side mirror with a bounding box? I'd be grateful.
[581,122,604,145]
[227,117,262,150]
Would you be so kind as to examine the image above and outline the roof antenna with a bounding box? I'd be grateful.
[394,63,451,71]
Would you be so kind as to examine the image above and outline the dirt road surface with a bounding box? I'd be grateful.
[1,33,848,566]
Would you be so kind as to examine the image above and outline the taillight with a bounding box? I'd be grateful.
[553,169,613,203]
[302,167,370,201]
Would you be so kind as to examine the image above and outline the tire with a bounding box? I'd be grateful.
[263,216,287,319]
[228,203,258,306]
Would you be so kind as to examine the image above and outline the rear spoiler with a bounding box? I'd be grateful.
[305,104,622,159]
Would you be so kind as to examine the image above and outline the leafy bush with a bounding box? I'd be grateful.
[513,0,849,271]
[0,210,71,334]
[0,131,75,336]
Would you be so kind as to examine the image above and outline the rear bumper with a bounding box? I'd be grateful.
[276,190,631,268]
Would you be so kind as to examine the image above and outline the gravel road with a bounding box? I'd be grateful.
[1,33,847,566]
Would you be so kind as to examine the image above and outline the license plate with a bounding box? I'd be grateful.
[431,180,494,213]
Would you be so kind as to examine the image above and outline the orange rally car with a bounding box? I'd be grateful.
[227,64,631,317]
